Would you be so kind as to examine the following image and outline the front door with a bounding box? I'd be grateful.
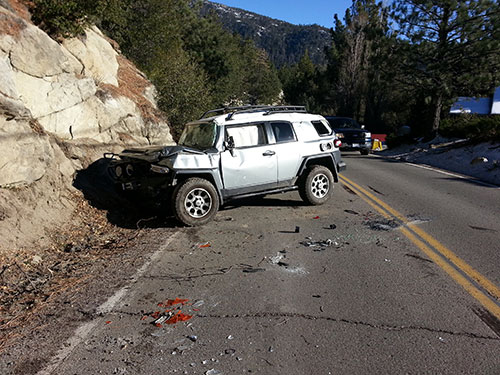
[221,123,278,192]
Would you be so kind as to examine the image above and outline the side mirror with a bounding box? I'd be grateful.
[225,136,235,156]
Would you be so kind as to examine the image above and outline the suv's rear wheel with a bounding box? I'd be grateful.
[172,178,219,226]
[299,165,334,205]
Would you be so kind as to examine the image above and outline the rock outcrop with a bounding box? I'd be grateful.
[0,2,174,251]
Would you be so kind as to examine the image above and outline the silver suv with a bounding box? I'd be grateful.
[107,105,346,226]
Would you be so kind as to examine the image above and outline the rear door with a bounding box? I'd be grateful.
[268,121,301,183]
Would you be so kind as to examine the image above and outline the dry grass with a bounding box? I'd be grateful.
[0,192,139,351]
[0,7,26,37]
[100,56,166,125]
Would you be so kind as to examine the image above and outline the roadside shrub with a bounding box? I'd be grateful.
[386,132,414,149]
[29,0,107,37]
[440,115,500,142]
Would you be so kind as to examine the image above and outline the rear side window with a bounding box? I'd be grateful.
[226,123,267,148]
[271,122,296,143]
[311,120,332,136]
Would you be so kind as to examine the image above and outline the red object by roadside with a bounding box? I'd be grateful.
[165,298,189,307]
[166,311,193,324]
[371,134,387,142]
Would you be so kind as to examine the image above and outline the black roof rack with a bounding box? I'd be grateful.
[199,105,307,120]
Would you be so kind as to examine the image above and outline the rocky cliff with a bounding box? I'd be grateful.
[0,1,174,252]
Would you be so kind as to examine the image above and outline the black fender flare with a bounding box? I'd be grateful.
[297,154,339,182]
[171,169,225,205]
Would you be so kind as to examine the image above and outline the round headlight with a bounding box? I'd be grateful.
[115,165,122,178]
[125,164,134,176]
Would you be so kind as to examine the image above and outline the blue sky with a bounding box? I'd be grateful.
[214,0,354,28]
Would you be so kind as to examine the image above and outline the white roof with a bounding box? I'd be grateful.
[450,86,500,115]
[450,97,492,114]
[196,110,326,126]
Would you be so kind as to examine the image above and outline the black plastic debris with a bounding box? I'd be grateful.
[242,267,266,273]
[344,209,359,215]
[295,226,300,233]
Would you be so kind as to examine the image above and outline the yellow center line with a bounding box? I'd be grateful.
[339,175,500,320]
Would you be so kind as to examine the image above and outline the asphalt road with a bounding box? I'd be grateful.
[38,153,500,374]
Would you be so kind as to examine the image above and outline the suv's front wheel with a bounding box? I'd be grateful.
[172,178,219,226]
[299,165,334,205]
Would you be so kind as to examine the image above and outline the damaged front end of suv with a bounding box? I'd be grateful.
[106,121,223,209]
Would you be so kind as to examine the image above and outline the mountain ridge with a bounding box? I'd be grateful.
[201,1,331,67]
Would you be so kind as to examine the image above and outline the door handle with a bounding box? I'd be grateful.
[262,150,276,156]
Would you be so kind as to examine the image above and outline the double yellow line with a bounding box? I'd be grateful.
[339,175,500,320]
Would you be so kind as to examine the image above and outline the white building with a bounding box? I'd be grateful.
[450,87,500,115]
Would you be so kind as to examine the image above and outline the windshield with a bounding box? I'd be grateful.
[178,122,217,150]
[327,118,361,129]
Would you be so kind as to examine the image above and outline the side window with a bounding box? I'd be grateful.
[226,123,267,148]
[271,122,296,143]
[311,120,332,136]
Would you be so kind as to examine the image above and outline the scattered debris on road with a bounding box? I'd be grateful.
[344,209,359,215]
[142,298,195,328]
[242,267,265,273]
[342,185,358,195]
[364,219,400,231]
[300,238,340,251]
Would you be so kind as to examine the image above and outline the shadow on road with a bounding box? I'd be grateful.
[222,195,306,211]
[73,158,178,229]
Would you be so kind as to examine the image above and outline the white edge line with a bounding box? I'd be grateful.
[404,162,500,189]
[36,232,179,375]
[370,153,500,189]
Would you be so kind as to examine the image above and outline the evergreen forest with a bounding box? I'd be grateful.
[28,0,500,141]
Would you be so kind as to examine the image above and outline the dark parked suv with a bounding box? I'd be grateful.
[325,116,371,155]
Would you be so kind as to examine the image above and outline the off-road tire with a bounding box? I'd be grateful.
[298,165,334,205]
[172,178,219,226]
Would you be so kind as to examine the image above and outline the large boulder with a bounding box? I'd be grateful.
[63,26,120,86]
[0,1,174,251]
[0,117,54,187]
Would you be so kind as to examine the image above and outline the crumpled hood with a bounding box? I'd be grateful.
[119,145,204,162]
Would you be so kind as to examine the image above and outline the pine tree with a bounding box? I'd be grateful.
[324,0,390,124]
[392,0,500,136]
